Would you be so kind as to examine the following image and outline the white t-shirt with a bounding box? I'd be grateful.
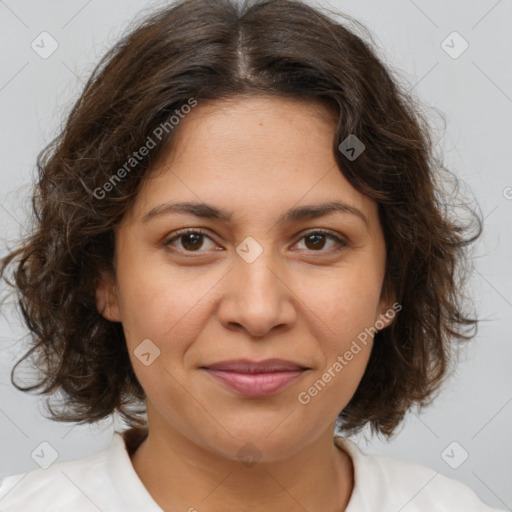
[0,432,504,511]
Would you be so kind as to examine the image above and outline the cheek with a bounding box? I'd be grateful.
[296,345,372,429]
[116,254,227,374]
[301,262,384,350]
[294,285,376,426]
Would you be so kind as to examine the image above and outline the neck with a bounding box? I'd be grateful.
[129,423,354,512]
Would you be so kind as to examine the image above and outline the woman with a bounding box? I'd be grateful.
[0,0,502,510]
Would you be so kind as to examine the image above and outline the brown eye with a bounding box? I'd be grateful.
[164,228,348,255]
[180,232,204,251]
[165,229,217,252]
[295,230,348,252]
[304,233,327,250]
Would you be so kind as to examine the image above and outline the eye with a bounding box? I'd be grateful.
[293,230,348,252]
[164,229,219,253]
[164,228,348,254]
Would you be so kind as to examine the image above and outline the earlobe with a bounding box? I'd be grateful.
[95,271,121,322]
[376,292,400,331]
[376,309,394,330]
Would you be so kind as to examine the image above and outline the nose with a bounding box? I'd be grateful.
[216,245,297,338]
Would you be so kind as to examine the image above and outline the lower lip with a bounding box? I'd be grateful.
[202,369,306,396]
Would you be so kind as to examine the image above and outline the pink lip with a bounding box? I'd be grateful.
[203,369,307,396]
[200,358,309,396]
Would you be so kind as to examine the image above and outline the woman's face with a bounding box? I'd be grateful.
[97,96,394,461]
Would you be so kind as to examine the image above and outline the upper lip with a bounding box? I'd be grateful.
[201,358,309,373]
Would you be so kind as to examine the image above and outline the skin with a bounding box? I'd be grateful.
[96,96,396,512]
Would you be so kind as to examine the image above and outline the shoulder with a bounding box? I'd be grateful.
[0,437,115,511]
[335,437,505,512]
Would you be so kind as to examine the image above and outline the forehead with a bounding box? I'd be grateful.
[124,96,377,229]
[160,95,338,167]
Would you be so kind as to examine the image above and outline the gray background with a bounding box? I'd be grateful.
[1,0,511,509]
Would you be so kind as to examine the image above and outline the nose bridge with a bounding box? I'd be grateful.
[234,235,282,299]
[218,235,295,337]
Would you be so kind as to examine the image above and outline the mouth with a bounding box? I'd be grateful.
[199,358,310,396]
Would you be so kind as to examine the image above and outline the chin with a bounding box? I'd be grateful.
[202,426,310,463]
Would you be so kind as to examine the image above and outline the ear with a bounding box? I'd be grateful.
[375,287,400,331]
[96,270,121,322]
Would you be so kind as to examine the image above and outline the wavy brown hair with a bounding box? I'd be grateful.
[0,0,482,441]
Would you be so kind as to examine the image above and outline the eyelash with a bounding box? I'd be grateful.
[164,228,348,255]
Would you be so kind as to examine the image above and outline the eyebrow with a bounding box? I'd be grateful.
[142,200,368,227]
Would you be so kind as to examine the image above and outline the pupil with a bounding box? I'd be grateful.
[183,233,202,250]
[307,233,325,249]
